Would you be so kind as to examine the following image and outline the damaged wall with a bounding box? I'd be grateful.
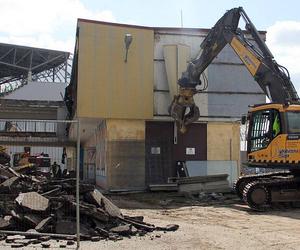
[106,119,145,190]
[92,119,145,190]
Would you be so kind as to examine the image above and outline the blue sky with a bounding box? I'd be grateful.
[0,0,300,90]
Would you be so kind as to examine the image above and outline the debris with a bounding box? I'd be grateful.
[7,235,26,241]
[41,242,50,248]
[23,214,42,227]
[55,220,76,235]
[159,199,173,206]
[11,243,26,248]
[0,164,179,247]
[87,189,123,218]
[15,192,49,212]
[14,239,32,246]
[66,240,75,245]
[35,217,52,232]
[159,224,179,231]
[39,236,51,242]
[91,236,101,242]
[0,217,11,229]
[198,192,226,202]
[110,224,131,236]
[0,233,6,241]
[120,217,155,232]
[0,176,19,192]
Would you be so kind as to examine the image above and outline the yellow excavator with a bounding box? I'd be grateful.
[169,7,300,211]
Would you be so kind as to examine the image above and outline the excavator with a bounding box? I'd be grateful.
[169,7,300,211]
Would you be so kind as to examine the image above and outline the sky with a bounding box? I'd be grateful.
[0,0,300,91]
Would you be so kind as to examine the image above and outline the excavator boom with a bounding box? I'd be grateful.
[170,7,299,132]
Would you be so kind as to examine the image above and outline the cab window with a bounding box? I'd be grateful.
[249,109,280,152]
[286,111,300,133]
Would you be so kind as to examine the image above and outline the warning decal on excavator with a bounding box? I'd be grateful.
[230,37,261,76]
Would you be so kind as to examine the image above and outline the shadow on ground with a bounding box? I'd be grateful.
[108,191,300,220]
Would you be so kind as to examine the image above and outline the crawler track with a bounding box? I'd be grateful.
[235,172,300,211]
[234,171,290,200]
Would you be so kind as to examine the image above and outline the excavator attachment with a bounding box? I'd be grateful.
[169,88,200,133]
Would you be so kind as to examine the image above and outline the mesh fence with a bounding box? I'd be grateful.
[0,119,80,248]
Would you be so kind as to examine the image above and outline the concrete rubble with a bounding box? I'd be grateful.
[0,164,179,247]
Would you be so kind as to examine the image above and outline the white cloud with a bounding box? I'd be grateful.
[0,0,116,52]
[266,21,300,92]
[0,34,75,52]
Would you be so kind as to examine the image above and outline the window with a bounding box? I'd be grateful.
[287,111,300,133]
[249,109,280,152]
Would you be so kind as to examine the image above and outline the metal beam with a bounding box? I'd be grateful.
[0,139,76,147]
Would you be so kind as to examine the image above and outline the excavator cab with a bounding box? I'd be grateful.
[246,104,300,168]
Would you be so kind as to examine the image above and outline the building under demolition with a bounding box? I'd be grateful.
[65,19,266,191]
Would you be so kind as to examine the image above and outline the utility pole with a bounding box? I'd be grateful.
[181,9,183,27]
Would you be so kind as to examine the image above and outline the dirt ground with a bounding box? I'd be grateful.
[81,192,300,250]
[1,192,300,249]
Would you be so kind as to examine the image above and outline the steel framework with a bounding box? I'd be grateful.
[0,43,72,96]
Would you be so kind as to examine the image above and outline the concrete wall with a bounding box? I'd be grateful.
[77,20,154,120]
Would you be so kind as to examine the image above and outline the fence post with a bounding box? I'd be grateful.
[76,119,81,248]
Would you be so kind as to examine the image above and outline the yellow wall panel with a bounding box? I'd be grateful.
[77,21,154,119]
[207,122,240,161]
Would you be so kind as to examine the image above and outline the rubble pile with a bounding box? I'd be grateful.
[0,164,179,247]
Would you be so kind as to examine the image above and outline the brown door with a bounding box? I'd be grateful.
[173,123,207,166]
[145,122,207,185]
[145,121,173,185]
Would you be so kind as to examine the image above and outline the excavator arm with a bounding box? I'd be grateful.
[170,7,300,133]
